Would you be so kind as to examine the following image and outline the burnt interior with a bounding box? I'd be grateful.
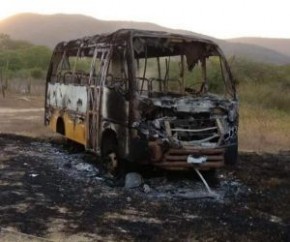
[131,35,237,152]
[170,114,218,142]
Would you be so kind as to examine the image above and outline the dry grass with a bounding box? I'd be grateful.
[0,94,52,138]
[238,81,290,152]
[239,82,290,112]
[239,103,290,152]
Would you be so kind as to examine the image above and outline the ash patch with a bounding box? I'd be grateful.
[0,134,289,241]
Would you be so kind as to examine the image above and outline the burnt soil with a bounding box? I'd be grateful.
[0,133,290,241]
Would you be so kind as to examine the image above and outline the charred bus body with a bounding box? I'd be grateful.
[45,29,238,171]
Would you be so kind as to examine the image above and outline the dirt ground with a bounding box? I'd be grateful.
[0,95,290,241]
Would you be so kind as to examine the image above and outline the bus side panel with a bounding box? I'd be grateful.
[101,86,129,157]
[48,111,86,145]
[46,83,87,145]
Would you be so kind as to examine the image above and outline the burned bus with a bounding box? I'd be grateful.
[45,29,238,172]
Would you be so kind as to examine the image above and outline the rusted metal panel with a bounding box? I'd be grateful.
[47,83,87,113]
[155,161,224,170]
[166,148,225,155]
[165,155,224,161]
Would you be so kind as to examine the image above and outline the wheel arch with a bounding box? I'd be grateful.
[56,116,65,135]
[101,128,118,156]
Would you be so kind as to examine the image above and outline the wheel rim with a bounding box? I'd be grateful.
[107,152,118,174]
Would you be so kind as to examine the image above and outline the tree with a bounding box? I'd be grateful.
[21,46,51,69]
[30,68,43,79]
[0,33,10,50]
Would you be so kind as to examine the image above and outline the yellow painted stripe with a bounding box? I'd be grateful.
[49,111,87,145]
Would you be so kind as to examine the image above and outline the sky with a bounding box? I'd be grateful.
[0,0,288,39]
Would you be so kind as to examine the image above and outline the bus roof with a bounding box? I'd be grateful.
[54,28,219,51]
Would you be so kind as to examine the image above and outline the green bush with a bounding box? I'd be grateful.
[30,67,44,79]
[232,58,290,113]
[0,34,52,75]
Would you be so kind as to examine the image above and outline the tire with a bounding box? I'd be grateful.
[101,132,119,175]
[224,138,238,165]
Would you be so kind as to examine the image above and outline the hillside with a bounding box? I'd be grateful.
[1,13,290,65]
[227,37,290,58]
[0,13,197,48]
[218,41,290,65]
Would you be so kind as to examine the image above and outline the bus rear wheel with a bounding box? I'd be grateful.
[101,132,119,175]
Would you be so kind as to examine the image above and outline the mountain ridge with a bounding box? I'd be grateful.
[1,13,290,65]
[227,37,290,57]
